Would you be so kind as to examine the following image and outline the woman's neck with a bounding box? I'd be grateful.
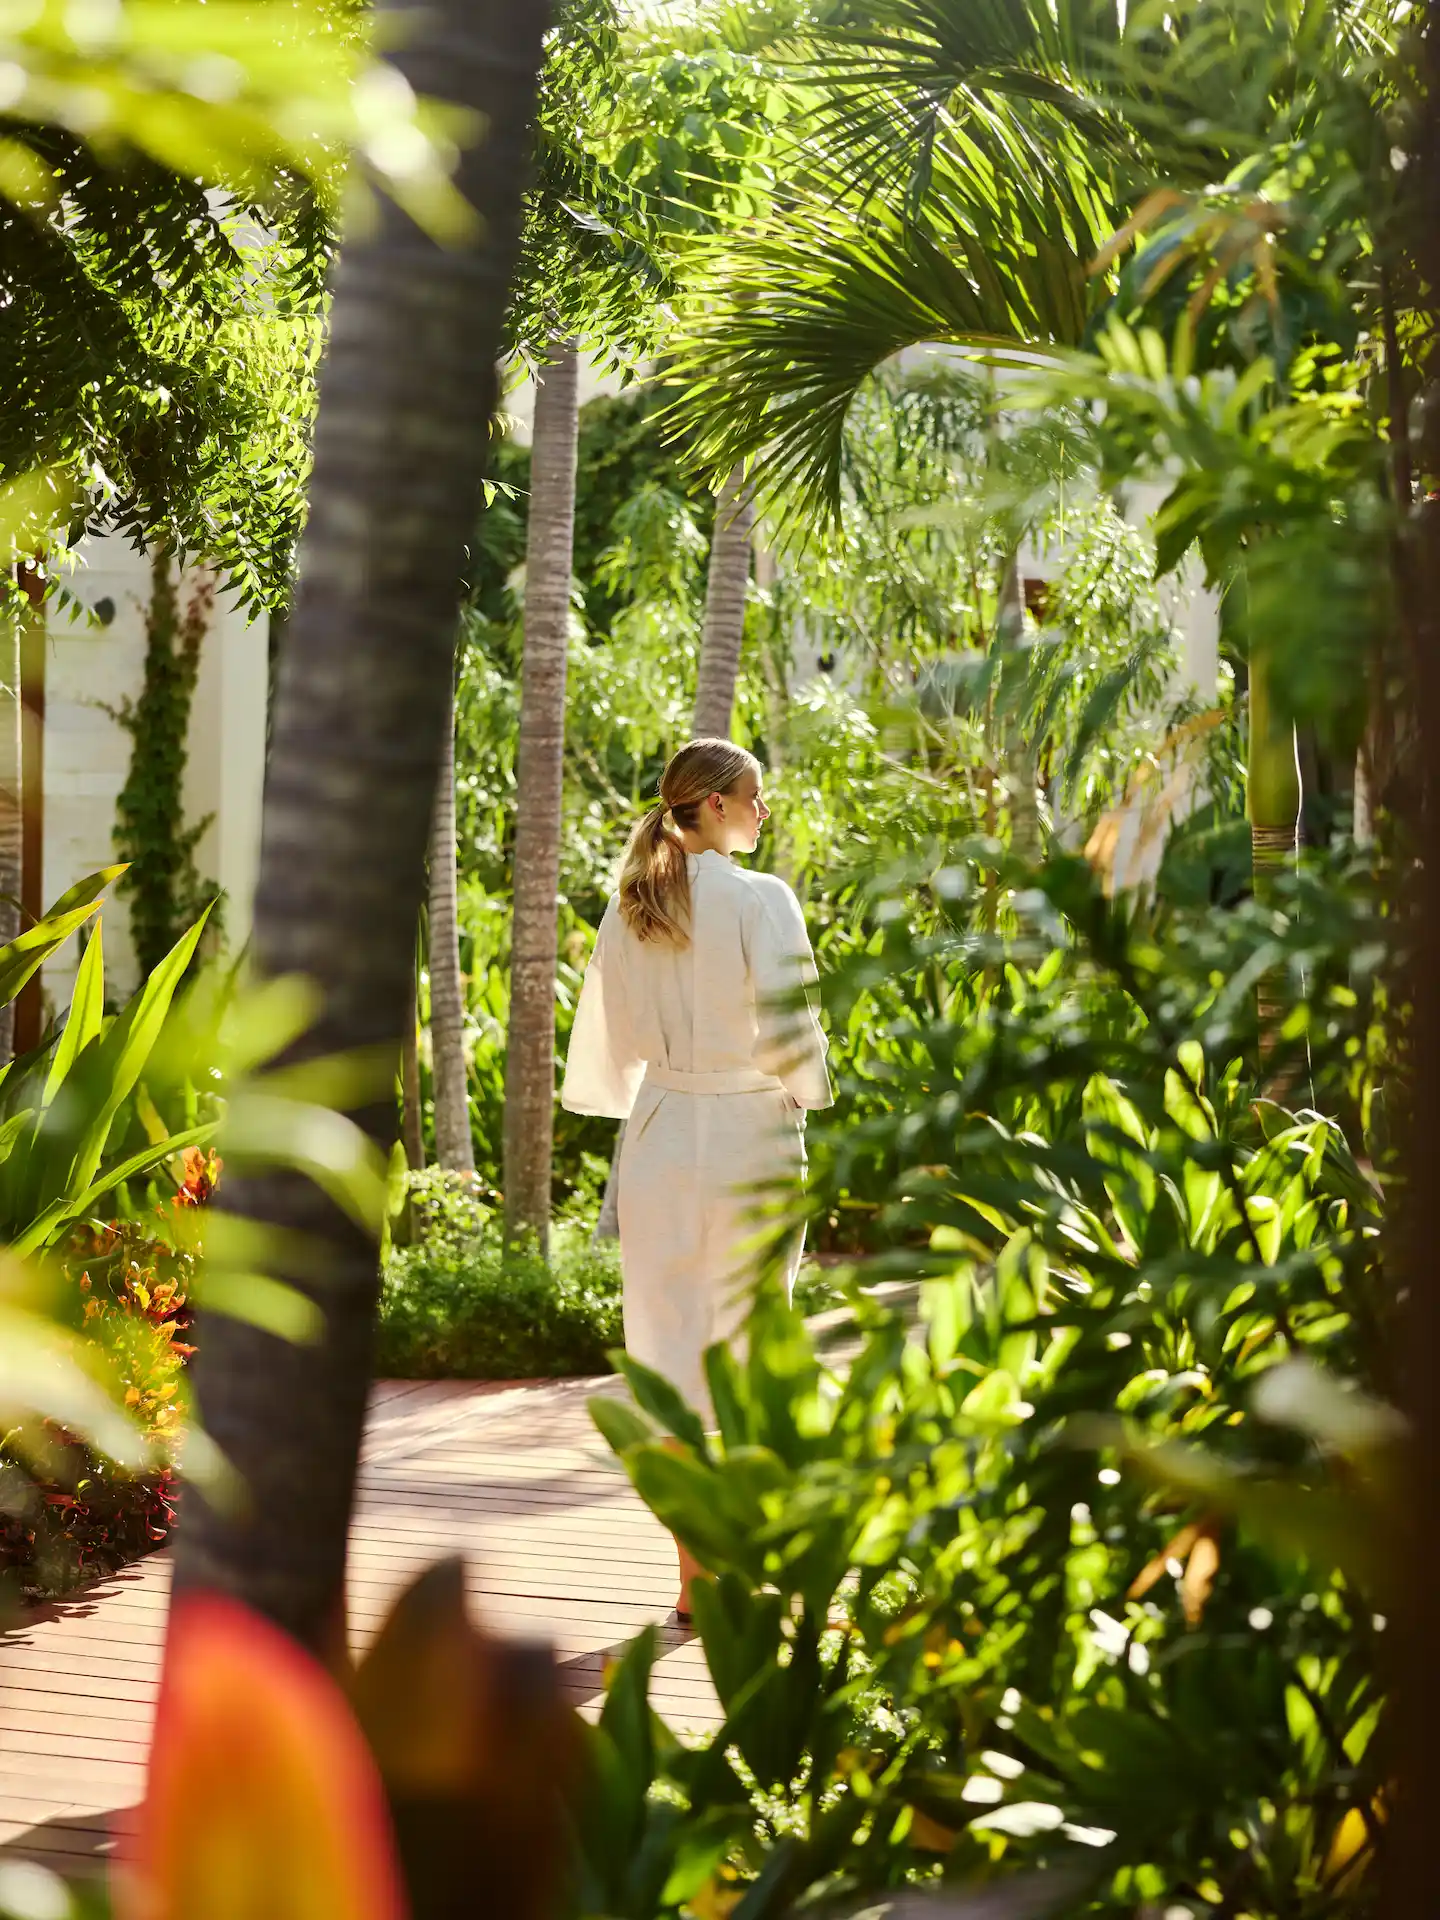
[678,830,729,858]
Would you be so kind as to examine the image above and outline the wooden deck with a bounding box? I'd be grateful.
[0,1375,716,1873]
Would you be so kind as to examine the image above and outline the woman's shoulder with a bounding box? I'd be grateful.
[729,864,805,925]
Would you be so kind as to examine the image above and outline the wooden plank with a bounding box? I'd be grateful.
[0,1647,164,1686]
[0,1750,145,1791]
[0,1375,721,1835]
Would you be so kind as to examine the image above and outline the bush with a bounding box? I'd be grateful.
[376,1170,624,1380]
[581,850,1395,1917]
[0,1211,199,1600]
[377,1170,854,1382]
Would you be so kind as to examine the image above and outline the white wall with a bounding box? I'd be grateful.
[44,536,268,1010]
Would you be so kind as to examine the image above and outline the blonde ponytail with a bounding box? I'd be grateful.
[617,737,758,946]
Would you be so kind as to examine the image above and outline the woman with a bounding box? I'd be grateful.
[561,738,832,1619]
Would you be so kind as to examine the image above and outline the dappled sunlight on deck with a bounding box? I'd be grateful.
[0,1376,716,1872]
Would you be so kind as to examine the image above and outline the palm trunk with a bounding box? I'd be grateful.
[994,553,1040,864]
[429,674,474,1172]
[1386,7,1440,1903]
[596,465,754,1246]
[170,0,549,1657]
[756,541,795,887]
[0,593,21,1060]
[15,575,45,1056]
[1246,644,1301,1060]
[401,947,425,1172]
[692,465,754,738]
[502,339,580,1253]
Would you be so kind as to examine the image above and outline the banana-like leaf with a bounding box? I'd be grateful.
[42,916,106,1107]
[44,863,127,919]
[0,900,103,1008]
[43,907,211,1214]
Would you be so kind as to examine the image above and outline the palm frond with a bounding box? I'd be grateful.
[790,0,1132,209]
[668,132,1112,528]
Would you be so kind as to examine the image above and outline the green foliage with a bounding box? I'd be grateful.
[665,0,1422,569]
[0,1211,197,1602]
[1006,322,1388,747]
[0,8,345,607]
[582,846,1395,1917]
[376,1170,623,1380]
[112,551,221,975]
[0,901,216,1256]
[450,362,1226,1203]
[511,0,671,359]
[376,1170,843,1381]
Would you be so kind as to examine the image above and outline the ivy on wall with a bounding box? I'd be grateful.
[112,551,220,976]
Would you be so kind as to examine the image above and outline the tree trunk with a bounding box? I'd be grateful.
[401,947,425,1173]
[0,593,22,1060]
[596,464,755,1245]
[1246,644,1301,1060]
[502,339,580,1253]
[692,465,754,739]
[429,673,474,1172]
[15,574,45,1055]
[593,1133,622,1243]
[995,554,1040,865]
[169,0,550,1659]
[1382,7,1440,1908]
[755,540,795,887]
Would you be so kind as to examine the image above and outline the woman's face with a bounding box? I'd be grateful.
[708,767,770,853]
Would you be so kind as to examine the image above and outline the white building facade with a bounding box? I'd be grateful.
[43,536,269,1007]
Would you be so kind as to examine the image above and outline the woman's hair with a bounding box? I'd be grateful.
[617,738,759,946]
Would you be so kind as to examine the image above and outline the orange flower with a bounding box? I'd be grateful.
[174,1148,222,1210]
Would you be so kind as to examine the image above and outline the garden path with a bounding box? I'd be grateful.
[0,1372,714,1875]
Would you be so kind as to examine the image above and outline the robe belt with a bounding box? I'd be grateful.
[642,1066,785,1096]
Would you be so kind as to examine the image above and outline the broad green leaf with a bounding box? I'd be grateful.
[627,1446,753,1574]
[12,1120,217,1255]
[590,1393,658,1458]
[0,900,101,1007]
[43,918,105,1107]
[44,864,126,919]
[614,1351,711,1456]
[58,908,212,1209]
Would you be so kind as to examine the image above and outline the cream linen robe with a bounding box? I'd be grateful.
[561,849,833,1411]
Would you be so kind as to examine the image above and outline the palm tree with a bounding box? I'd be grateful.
[429,673,475,1173]
[592,471,759,1244]
[401,950,425,1171]
[503,339,581,1253]
[170,0,552,1655]
[0,593,21,1061]
[692,466,755,737]
[669,0,1392,901]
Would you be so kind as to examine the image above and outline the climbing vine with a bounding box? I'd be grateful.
[112,552,220,976]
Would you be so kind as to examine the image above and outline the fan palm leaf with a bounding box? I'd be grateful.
[802,0,1131,207]
[671,128,1112,527]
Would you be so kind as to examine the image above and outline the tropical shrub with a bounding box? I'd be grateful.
[376,1170,624,1380]
[0,882,217,1255]
[0,1148,218,1599]
[376,1169,846,1382]
[579,848,1394,1917]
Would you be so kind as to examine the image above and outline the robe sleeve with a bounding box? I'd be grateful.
[749,878,834,1111]
[560,897,645,1119]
